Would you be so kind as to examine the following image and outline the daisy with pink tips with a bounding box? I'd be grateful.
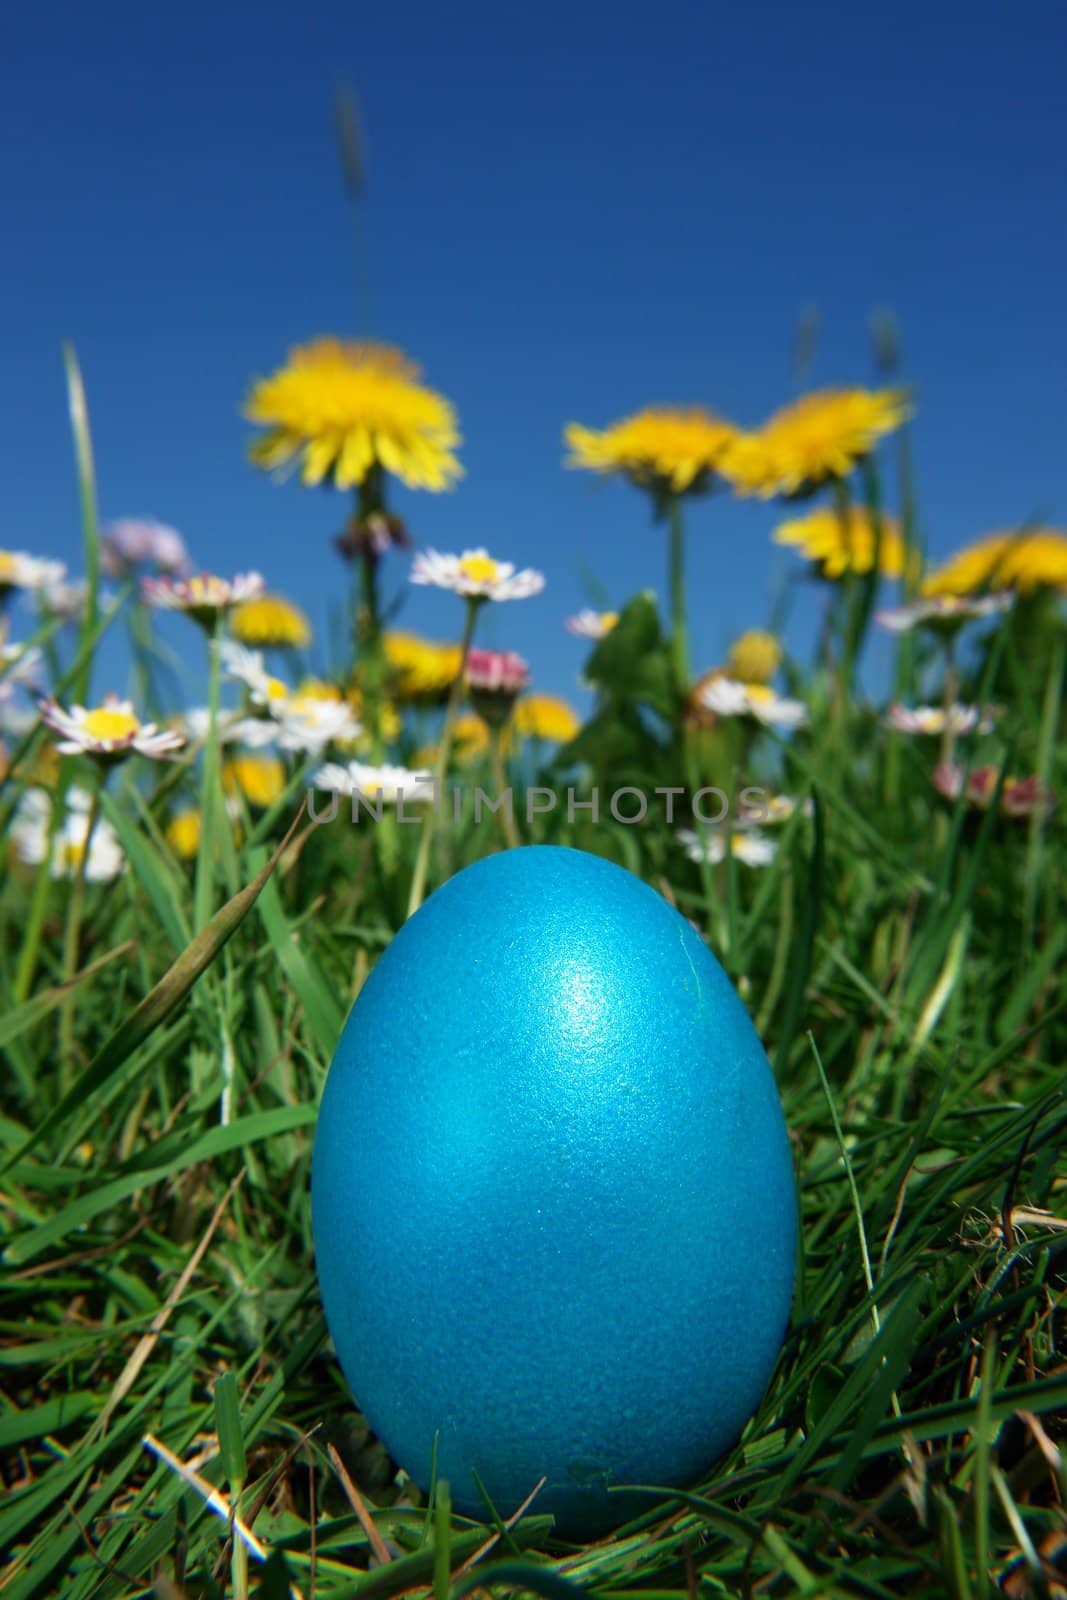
[465,648,531,695]
[934,763,1056,819]
[142,571,265,626]
[101,518,190,577]
[40,693,185,761]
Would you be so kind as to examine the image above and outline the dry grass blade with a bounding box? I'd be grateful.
[452,1476,548,1579]
[92,1169,247,1435]
[327,1442,394,1566]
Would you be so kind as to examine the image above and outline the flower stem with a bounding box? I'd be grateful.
[356,476,390,758]
[59,775,103,1086]
[1021,624,1065,954]
[940,638,959,768]
[406,599,479,918]
[13,766,73,1003]
[194,614,224,931]
[489,725,520,850]
[667,495,689,696]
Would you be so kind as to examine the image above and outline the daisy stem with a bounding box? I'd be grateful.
[489,724,520,850]
[667,495,689,696]
[58,774,103,1087]
[194,614,225,931]
[940,637,959,768]
[1021,625,1064,954]
[406,599,480,918]
[13,765,75,1003]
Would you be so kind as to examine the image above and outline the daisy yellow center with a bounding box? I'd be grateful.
[0,552,15,582]
[600,612,619,630]
[265,677,289,701]
[60,839,87,872]
[459,554,502,585]
[186,577,227,607]
[83,706,141,741]
[745,685,775,705]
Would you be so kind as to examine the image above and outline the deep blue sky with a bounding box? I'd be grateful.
[3,1,1065,704]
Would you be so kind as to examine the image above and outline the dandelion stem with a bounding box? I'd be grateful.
[407,599,479,918]
[667,495,689,695]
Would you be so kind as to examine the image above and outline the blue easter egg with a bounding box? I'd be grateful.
[311,845,796,1537]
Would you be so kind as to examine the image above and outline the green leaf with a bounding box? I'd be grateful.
[214,1370,247,1490]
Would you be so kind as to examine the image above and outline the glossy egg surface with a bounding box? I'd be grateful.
[312,845,796,1534]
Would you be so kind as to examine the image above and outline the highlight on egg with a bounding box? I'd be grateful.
[311,844,796,1536]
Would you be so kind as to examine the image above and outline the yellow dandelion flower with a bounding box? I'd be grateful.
[453,712,491,762]
[166,809,201,860]
[296,677,343,703]
[727,629,782,685]
[564,407,739,495]
[412,713,491,772]
[922,529,1067,598]
[223,753,286,809]
[344,685,402,745]
[513,694,582,743]
[231,594,311,649]
[774,506,915,580]
[383,631,462,701]
[722,388,910,500]
[244,339,463,493]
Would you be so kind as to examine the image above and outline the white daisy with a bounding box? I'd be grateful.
[11,787,125,881]
[678,827,778,867]
[0,689,36,737]
[876,592,1013,633]
[1,642,43,688]
[885,703,996,736]
[410,547,545,603]
[735,793,811,827]
[275,695,362,754]
[565,608,618,640]
[218,641,291,709]
[178,705,281,748]
[40,694,185,760]
[313,760,434,804]
[101,517,190,576]
[37,578,115,623]
[0,550,67,596]
[142,571,265,623]
[698,676,809,731]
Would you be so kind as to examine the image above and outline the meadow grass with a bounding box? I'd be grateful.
[1,356,1065,1600]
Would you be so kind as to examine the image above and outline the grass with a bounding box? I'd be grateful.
[1,357,1065,1600]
